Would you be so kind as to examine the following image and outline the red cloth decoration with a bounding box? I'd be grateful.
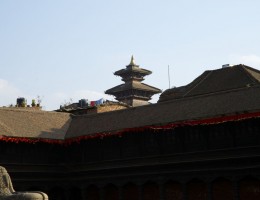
[90,101,95,107]
[1,111,260,145]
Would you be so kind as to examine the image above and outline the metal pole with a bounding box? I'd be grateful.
[168,65,171,89]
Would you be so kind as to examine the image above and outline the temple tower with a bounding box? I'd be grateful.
[105,56,162,107]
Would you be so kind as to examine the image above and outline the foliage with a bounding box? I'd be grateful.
[32,99,36,107]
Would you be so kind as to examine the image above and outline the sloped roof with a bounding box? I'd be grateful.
[159,64,260,102]
[105,81,162,94]
[1,64,260,141]
[0,108,71,139]
[114,65,152,76]
[114,56,152,76]
[66,85,260,138]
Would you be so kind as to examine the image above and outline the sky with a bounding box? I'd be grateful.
[1,0,260,110]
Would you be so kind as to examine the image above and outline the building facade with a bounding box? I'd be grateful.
[0,64,260,200]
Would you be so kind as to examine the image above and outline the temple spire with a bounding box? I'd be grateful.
[105,56,162,107]
[130,55,135,65]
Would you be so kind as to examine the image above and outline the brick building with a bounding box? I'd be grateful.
[0,63,260,200]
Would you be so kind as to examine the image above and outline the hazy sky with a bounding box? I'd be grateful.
[1,0,260,110]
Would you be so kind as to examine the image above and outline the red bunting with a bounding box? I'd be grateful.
[1,111,260,145]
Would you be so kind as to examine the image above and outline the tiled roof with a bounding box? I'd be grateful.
[114,66,152,76]
[66,85,260,138]
[105,81,162,94]
[1,64,260,140]
[0,108,71,139]
[159,64,260,102]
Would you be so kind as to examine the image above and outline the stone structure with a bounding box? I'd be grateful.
[0,64,260,200]
[0,166,48,199]
[105,56,161,107]
[56,100,129,115]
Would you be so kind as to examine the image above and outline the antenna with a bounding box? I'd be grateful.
[168,65,171,89]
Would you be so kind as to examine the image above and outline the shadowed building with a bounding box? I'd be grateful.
[0,63,260,200]
[56,100,129,115]
[105,56,162,107]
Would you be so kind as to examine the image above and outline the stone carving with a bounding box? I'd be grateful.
[0,166,48,199]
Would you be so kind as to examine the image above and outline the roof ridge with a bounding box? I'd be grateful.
[240,65,260,83]
[187,84,259,98]
[0,108,71,116]
[159,85,260,104]
[135,82,162,91]
[182,70,213,97]
[114,67,152,75]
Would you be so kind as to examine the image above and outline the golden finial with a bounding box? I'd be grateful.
[130,55,135,65]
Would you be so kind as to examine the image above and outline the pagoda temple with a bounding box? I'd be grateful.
[1,63,260,200]
[105,56,162,106]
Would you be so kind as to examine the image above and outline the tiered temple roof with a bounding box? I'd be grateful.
[105,56,162,107]
[1,64,260,141]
